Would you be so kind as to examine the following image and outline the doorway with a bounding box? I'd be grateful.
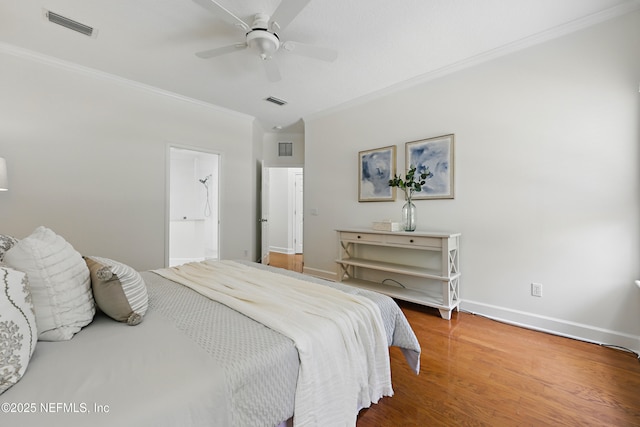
[265,167,303,271]
[168,147,219,267]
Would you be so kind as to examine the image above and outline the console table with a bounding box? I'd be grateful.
[336,228,461,319]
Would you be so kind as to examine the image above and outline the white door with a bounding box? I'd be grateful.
[260,164,270,265]
[294,172,303,254]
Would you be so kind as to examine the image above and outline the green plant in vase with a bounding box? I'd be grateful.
[388,165,433,231]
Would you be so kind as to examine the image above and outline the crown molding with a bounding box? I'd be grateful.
[307,0,640,122]
[0,42,254,122]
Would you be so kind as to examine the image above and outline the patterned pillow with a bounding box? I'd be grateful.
[0,266,37,395]
[0,234,18,262]
[84,256,148,326]
[3,226,95,341]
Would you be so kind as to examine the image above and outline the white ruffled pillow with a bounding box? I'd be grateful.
[3,226,94,341]
[0,266,37,394]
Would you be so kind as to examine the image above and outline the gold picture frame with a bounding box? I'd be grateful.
[358,145,397,202]
[405,134,454,200]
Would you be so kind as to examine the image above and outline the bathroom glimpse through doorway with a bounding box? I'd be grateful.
[167,146,220,267]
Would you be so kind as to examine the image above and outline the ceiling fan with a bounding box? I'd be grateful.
[192,0,337,82]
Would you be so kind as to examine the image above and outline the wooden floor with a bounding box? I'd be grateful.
[358,302,640,427]
[268,251,303,273]
[271,254,640,426]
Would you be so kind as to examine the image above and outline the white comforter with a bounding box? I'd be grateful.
[153,260,393,427]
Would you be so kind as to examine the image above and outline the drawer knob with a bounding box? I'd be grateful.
[410,239,414,243]
[357,235,361,239]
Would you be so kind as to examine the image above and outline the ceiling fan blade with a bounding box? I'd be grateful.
[196,43,247,59]
[282,41,337,62]
[270,0,312,32]
[262,59,281,82]
[192,0,249,31]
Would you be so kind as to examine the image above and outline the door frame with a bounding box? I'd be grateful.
[261,166,304,263]
[294,171,303,254]
[260,162,270,265]
[165,143,221,267]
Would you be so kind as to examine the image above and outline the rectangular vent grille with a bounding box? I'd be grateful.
[265,96,287,106]
[45,10,95,37]
[278,142,293,157]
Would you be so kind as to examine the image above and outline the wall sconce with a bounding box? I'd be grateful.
[0,157,8,191]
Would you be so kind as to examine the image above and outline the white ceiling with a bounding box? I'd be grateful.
[1,0,638,132]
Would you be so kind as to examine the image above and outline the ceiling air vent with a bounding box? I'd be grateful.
[264,96,287,106]
[44,10,96,38]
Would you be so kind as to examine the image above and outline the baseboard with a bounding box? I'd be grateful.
[269,247,295,255]
[302,266,337,281]
[286,270,640,354]
[461,300,640,354]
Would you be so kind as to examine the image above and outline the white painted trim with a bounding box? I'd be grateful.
[302,267,336,282]
[307,0,640,122]
[0,42,254,122]
[302,268,640,355]
[461,300,640,354]
[269,246,295,255]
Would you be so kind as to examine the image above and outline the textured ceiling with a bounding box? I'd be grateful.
[1,0,638,132]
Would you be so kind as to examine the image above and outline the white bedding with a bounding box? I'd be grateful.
[153,260,393,427]
[0,309,230,427]
[1,260,421,427]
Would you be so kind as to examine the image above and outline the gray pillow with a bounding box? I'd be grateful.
[84,256,148,326]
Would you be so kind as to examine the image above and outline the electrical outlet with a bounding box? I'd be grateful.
[531,283,542,297]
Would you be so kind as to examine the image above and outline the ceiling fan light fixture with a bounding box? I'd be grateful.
[247,29,280,60]
[192,0,335,82]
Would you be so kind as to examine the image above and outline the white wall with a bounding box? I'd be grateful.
[304,11,640,350]
[263,131,304,167]
[0,47,256,271]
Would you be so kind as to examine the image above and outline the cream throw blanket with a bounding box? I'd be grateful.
[153,260,392,427]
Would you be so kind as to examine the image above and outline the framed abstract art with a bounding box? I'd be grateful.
[405,134,454,200]
[358,145,396,202]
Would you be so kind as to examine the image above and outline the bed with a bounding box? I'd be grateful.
[0,227,420,427]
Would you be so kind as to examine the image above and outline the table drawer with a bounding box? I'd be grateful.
[340,232,384,244]
[385,234,442,249]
